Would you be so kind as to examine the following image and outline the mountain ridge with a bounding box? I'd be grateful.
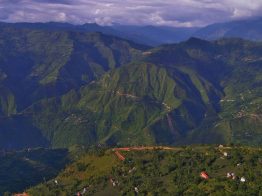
[0,25,261,150]
[2,17,262,46]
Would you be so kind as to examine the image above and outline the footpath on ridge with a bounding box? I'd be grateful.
[112,146,183,161]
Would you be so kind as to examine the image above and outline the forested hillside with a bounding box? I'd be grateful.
[0,25,261,149]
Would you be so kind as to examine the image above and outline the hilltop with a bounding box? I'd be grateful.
[23,145,262,196]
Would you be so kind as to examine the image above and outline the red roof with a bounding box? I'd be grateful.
[200,171,209,179]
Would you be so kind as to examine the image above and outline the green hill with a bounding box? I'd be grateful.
[25,61,222,147]
[0,25,261,149]
[0,27,148,112]
[19,38,261,148]
[26,146,262,196]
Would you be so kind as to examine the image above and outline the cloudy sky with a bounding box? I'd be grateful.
[1,0,262,27]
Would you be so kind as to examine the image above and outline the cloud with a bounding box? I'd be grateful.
[0,0,262,27]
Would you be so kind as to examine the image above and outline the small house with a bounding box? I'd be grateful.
[200,171,209,179]
[240,177,246,182]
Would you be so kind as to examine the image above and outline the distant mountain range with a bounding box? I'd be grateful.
[1,17,262,46]
[194,17,262,41]
[110,25,198,46]
[0,21,198,46]
[0,22,261,149]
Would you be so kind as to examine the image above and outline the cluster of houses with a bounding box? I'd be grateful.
[110,178,119,187]
[200,145,247,183]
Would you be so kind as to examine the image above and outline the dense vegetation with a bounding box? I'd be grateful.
[25,38,262,147]
[26,146,262,195]
[0,26,148,149]
[0,26,147,112]
[0,24,261,149]
[0,148,69,194]
[0,22,261,195]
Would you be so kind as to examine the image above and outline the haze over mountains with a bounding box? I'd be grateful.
[1,17,262,46]
[0,19,261,150]
[194,17,262,41]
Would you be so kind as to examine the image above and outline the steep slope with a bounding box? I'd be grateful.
[0,27,149,150]
[0,86,16,116]
[0,34,261,149]
[0,27,148,112]
[25,61,222,148]
[203,40,262,145]
[145,38,262,144]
